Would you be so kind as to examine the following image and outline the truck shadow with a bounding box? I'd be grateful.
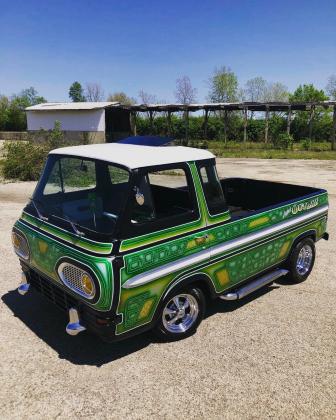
[2,284,279,367]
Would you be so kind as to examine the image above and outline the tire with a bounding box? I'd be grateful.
[287,238,315,283]
[154,286,205,341]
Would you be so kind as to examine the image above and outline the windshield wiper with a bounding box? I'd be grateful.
[30,198,48,221]
[50,213,85,237]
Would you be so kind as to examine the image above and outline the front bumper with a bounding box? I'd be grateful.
[21,264,122,342]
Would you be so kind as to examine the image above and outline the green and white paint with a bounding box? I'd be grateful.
[13,160,328,337]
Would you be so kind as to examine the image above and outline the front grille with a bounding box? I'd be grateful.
[57,262,95,299]
[27,269,78,312]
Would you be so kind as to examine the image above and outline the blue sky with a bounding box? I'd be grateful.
[0,0,335,102]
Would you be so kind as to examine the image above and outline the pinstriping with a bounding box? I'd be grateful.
[122,206,327,289]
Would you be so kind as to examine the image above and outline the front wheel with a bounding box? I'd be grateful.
[287,238,315,283]
[154,287,205,341]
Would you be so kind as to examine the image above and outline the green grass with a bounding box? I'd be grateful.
[211,149,336,160]
[202,141,336,160]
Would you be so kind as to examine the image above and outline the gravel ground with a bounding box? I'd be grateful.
[0,158,335,419]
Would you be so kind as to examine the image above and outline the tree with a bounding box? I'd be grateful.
[244,77,267,102]
[326,75,336,100]
[85,83,105,101]
[263,82,289,102]
[289,84,328,102]
[0,95,9,130]
[3,87,46,131]
[107,91,136,105]
[20,87,46,106]
[175,76,197,104]
[69,81,86,102]
[207,66,238,102]
[289,84,329,141]
[138,89,158,105]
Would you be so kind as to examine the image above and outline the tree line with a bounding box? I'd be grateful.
[1,67,335,140]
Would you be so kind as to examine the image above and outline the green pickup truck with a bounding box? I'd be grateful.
[12,143,329,341]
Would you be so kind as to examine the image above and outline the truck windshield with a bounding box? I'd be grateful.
[30,155,131,240]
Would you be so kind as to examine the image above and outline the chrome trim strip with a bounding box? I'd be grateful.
[123,205,328,289]
[210,205,328,259]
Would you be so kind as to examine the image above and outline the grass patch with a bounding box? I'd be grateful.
[210,148,336,160]
[203,141,336,160]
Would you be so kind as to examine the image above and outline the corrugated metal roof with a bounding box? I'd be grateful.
[26,102,119,111]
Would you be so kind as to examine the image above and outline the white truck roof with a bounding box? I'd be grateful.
[50,143,215,169]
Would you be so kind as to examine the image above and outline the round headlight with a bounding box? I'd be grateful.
[58,262,97,300]
[81,273,95,298]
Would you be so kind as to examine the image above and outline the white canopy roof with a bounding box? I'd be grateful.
[50,144,214,169]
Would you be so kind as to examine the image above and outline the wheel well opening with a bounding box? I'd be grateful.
[188,278,215,301]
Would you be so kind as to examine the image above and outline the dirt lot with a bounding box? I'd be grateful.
[0,158,335,419]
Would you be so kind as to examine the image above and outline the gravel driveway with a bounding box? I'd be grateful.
[0,159,335,419]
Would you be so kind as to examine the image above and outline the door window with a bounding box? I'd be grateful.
[127,165,198,235]
[198,163,227,215]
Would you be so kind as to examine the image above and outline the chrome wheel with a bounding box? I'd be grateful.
[296,244,313,276]
[162,293,199,334]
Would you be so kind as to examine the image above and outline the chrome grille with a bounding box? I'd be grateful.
[58,262,95,299]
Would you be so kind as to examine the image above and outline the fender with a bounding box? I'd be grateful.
[291,229,317,247]
[150,272,217,325]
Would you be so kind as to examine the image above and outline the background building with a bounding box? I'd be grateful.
[26,102,132,143]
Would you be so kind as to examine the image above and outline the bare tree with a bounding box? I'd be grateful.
[85,83,105,102]
[244,77,267,102]
[175,76,197,104]
[263,82,289,102]
[326,74,336,100]
[138,89,158,105]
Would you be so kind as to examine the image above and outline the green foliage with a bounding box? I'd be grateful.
[300,138,311,151]
[20,87,46,106]
[69,81,86,102]
[107,91,136,105]
[207,66,238,102]
[289,84,328,102]
[273,133,294,150]
[2,141,46,181]
[208,141,336,160]
[0,87,46,131]
[48,120,65,149]
[2,121,65,181]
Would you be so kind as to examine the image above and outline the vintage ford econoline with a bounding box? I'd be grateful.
[12,143,329,341]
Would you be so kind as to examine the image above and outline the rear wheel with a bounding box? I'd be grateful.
[287,238,315,283]
[154,287,205,341]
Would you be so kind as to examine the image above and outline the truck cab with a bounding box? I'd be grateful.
[12,143,329,342]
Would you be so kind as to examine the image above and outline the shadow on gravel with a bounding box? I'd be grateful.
[2,289,153,367]
[204,284,280,318]
[2,284,279,367]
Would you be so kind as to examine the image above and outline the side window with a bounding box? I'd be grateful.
[108,166,129,184]
[43,161,62,195]
[43,158,96,195]
[129,166,197,228]
[198,163,227,215]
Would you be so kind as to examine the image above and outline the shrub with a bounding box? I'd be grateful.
[2,141,46,181]
[2,121,65,181]
[300,138,311,151]
[273,133,294,150]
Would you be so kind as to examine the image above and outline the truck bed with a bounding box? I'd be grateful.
[221,178,323,219]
